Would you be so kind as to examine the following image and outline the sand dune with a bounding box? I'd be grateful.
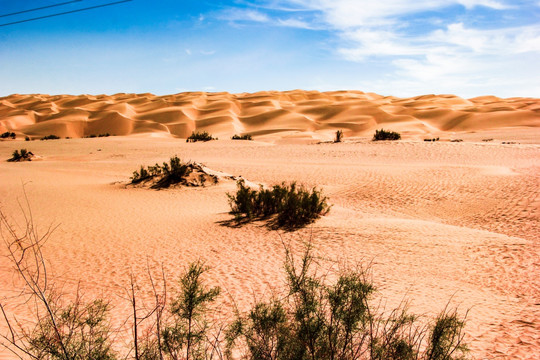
[1,91,538,140]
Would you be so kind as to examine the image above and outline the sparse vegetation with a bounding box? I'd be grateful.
[0,131,15,139]
[25,136,30,141]
[482,138,493,142]
[226,243,470,360]
[8,148,34,162]
[450,139,463,142]
[41,134,61,140]
[232,134,253,140]
[187,131,215,142]
[334,129,344,143]
[130,156,218,189]
[227,180,330,229]
[0,203,470,360]
[373,129,401,141]
[424,137,440,142]
[85,133,111,138]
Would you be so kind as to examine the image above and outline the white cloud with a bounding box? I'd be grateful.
[218,9,270,23]
[185,49,192,55]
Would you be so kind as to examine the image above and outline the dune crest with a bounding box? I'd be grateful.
[1,91,539,140]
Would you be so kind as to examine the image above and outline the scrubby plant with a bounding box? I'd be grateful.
[450,139,463,142]
[373,129,401,141]
[130,156,198,189]
[187,131,215,142]
[334,130,344,143]
[41,134,60,140]
[0,131,15,139]
[8,148,33,162]
[25,136,30,141]
[227,243,470,360]
[227,180,330,229]
[424,137,440,142]
[232,134,253,140]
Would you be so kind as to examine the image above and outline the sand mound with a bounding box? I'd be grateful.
[1,91,538,140]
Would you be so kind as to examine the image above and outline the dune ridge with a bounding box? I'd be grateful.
[1,91,539,140]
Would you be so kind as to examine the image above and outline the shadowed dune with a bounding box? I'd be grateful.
[1,90,538,140]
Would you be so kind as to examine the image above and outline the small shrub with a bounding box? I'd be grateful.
[373,129,401,141]
[8,148,33,162]
[482,138,493,142]
[450,139,463,142]
[424,137,439,142]
[1,131,16,139]
[25,136,30,141]
[227,180,330,229]
[232,134,253,140]
[85,133,111,138]
[130,156,206,189]
[187,131,215,142]
[334,130,343,143]
[41,134,60,140]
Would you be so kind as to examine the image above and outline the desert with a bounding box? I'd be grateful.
[0,90,538,359]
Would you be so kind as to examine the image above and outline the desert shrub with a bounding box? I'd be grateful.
[334,130,343,143]
[227,244,470,360]
[25,136,30,141]
[41,134,60,140]
[228,180,330,228]
[160,262,221,360]
[8,148,33,162]
[450,139,463,142]
[373,129,401,141]
[130,156,195,189]
[85,133,111,138]
[187,131,215,142]
[0,131,15,139]
[424,137,440,142]
[232,134,253,140]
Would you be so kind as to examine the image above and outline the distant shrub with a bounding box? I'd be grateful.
[8,148,33,162]
[232,134,253,140]
[373,129,401,141]
[25,136,30,141]
[1,131,15,139]
[482,138,493,142]
[334,129,343,143]
[424,137,439,142]
[450,139,463,142]
[41,134,60,140]
[85,133,110,138]
[228,180,330,229]
[187,131,215,142]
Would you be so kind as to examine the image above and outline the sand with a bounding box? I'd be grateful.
[0,91,539,359]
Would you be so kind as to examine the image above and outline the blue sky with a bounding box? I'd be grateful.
[0,0,539,98]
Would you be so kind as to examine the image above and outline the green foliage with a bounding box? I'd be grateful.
[232,134,253,140]
[227,244,470,360]
[334,130,343,143]
[227,180,330,228]
[130,156,193,188]
[373,129,401,141]
[162,262,221,360]
[187,131,215,142]
[25,298,117,360]
[1,131,16,139]
[41,134,60,140]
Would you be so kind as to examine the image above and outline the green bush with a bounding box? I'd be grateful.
[232,134,253,140]
[41,134,60,140]
[131,156,193,188]
[187,131,215,142]
[227,244,470,360]
[373,129,401,141]
[228,180,330,228]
